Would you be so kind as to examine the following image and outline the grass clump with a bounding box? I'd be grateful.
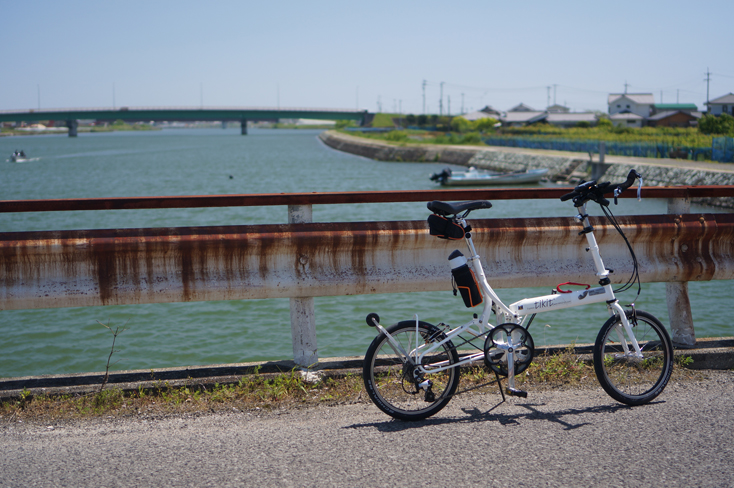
[0,368,366,423]
[0,352,710,423]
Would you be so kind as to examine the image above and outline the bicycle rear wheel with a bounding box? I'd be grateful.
[594,310,673,406]
[363,321,459,421]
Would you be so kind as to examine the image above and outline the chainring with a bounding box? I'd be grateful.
[483,323,535,376]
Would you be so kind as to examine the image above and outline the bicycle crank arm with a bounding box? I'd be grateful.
[505,347,528,398]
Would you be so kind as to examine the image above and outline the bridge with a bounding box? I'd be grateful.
[0,106,370,136]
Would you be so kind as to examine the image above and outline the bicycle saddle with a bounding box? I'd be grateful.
[427,200,492,216]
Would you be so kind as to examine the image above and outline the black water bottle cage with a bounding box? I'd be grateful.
[451,266,483,308]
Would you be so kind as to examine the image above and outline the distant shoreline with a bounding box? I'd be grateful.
[1,125,160,137]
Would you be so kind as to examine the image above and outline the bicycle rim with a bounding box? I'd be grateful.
[594,311,673,406]
[363,323,459,421]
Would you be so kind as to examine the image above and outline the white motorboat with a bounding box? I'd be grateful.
[430,167,549,186]
[10,150,30,163]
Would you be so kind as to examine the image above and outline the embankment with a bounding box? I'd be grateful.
[319,130,586,179]
[319,130,734,208]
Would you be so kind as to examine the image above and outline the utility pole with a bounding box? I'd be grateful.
[439,82,444,116]
[422,79,426,114]
[705,68,711,107]
[624,81,629,94]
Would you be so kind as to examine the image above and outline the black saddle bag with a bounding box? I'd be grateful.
[428,214,465,240]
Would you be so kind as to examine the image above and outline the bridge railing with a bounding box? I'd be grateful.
[2,186,733,366]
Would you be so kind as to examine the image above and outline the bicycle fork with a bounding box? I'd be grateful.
[577,202,643,359]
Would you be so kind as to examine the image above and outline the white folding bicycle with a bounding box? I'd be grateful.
[362,170,674,421]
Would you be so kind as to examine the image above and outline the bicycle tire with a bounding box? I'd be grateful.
[594,310,673,406]
[363,321,460,421]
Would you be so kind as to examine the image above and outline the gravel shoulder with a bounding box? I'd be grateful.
[1,370,732,487]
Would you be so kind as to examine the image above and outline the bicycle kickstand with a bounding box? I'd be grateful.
[494,370,506,402]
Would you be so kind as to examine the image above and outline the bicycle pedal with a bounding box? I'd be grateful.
[506,387,528,398]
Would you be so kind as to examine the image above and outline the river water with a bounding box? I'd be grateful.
[1,128,731,378]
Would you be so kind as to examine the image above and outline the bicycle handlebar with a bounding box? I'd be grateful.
[560,169,642,206]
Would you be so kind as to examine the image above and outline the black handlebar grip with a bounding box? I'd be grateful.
[560,191,578,202]
[618,169,640,192]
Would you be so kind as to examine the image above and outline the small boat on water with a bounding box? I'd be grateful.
[10,150,29,163]
[429,167,549,186]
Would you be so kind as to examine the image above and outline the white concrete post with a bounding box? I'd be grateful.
[667,196,696,348]
[287,204,319,367]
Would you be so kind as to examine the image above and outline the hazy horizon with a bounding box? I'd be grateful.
[2,0,732,114]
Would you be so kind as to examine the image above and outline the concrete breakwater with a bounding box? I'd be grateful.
[319,130,734,208]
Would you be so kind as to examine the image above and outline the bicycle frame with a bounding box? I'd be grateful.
[374,201,643,379]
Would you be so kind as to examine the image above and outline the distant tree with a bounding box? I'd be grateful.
[450,116,472,133]
[405,114,416,126]
[435,116,451,132]
[473,117,499,133]
[576,121,591,128]
[699,114,734,136]
[597,117,613,130]
[417,114,428,126]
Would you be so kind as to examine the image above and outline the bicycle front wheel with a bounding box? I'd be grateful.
[594,310,673,406]
[363,321,460,421]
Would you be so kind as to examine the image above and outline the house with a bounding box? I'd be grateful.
[508,103,536,112]
[705,93,734,116]
[501,111,547,127]
[608,93,655,118]
[547,104,570,113]
[610,112,645,128]
[653,103,698,114]
[647,110,702,128]
[478,105,502,117]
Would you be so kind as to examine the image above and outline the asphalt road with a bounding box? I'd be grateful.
[2,372,733,487]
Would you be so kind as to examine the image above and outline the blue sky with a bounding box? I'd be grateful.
[2,0,733,114]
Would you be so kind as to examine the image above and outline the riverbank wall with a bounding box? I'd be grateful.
[319,130,586,179]
[319,130,734,208]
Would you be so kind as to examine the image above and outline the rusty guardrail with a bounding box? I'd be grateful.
[2,186,733,365]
